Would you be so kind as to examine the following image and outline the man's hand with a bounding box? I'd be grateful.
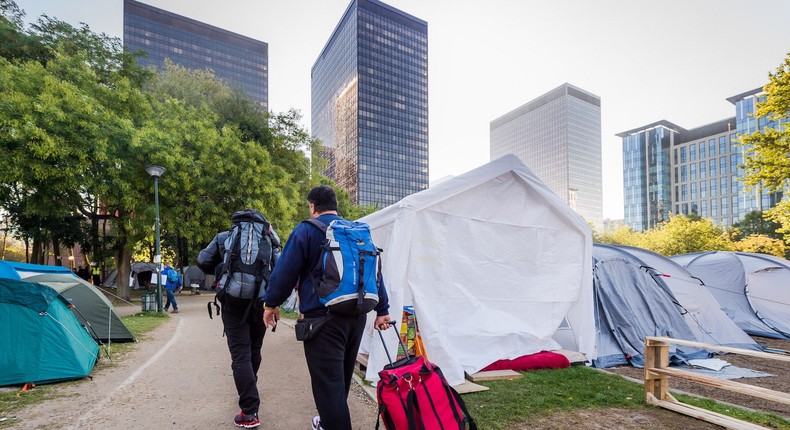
[373,314,392,331]
[263,307,280,329]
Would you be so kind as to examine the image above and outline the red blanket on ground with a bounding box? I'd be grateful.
[482,351,570,372]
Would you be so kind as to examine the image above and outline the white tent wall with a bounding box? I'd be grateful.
[359,155,594,386]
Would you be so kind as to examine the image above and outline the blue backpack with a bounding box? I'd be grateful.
[306,219,382,315]
[167,269,179,284]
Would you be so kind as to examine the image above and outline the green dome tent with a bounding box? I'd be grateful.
[0,278,99,386]
[26,274,136,343]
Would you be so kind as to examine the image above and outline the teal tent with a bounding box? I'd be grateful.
[0,260,75,278]
[0,278,99,386]
[27,274,136,343]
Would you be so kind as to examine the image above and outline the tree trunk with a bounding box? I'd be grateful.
[52,239,62,266]
[115,222,132,301]
[31,238,41,265]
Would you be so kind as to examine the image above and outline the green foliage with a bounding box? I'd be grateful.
[0,0,371,276]
[740,52,790,193]
[739,53,790,249]
[639,214,733,256]
[732,210,783,240]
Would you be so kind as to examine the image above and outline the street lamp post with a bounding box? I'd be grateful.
[145,165,166,313]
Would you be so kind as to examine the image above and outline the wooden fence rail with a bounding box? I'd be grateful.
[644,336,790,430]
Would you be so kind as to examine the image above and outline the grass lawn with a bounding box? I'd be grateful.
[0,312,169,428]
[463,366,790,430]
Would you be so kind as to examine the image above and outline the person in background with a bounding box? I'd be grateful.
[162,264,182,313]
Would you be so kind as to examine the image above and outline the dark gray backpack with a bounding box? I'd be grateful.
[217,211,278,300]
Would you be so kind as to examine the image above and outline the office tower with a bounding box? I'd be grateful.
[123,0,269,108]
[312,0,428,207]
[617,121,680,232]
[620,87,786,232]
[490,83,603,228]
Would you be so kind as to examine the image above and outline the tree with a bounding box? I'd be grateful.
[639,214,733,256]
[593,225,643,247]
[739,52,790,246]
[732,234,786,257]
[732,210,783,240]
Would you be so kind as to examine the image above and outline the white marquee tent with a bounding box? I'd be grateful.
[358,155,594,385]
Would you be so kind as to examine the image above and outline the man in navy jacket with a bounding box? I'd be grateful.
[263,185,390,430]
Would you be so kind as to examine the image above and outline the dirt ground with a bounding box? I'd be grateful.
[4,293,788,429]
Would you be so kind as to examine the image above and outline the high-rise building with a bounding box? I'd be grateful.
[617,121,680,232]
[619,87,785,232]
[312,0,428,207]
[490,83,603,227]
[123,0,269,108]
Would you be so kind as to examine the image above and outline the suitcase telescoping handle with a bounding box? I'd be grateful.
[377,320,409,367]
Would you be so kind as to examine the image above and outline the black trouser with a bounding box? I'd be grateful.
[222,296,266,415]
[303,313,366,430]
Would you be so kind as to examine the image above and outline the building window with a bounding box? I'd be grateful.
[709,139,716,157]
[680,147,687,163]
[690,143,696,161]
[700,161,707,179]
[699,141,706,160]
[719,136,727,155]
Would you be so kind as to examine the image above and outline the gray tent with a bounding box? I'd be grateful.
[102,262,159,289]
[671,251,790,340]
[183,265,208,289]
[27,274,136,343]
[555,244,760,368]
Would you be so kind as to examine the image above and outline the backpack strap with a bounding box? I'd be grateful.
[302,219,329,291]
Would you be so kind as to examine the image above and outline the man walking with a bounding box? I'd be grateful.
[197,209,280,428]
[162,264,181,313]
[263,185,391,430]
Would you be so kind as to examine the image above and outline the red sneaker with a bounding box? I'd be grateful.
[233,411,260,428]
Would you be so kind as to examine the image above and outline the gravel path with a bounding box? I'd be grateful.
[11,293,378,430]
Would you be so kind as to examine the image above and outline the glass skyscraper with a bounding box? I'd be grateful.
[490,83,603,228]
[123,0,269,108]
[618,121,679,232]
[620,87,786,232]
[312,0,428,207]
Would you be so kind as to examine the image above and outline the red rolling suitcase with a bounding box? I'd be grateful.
[375,322,477,430]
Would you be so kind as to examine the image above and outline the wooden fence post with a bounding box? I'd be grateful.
[644,337,669,403]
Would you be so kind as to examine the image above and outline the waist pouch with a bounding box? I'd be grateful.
[295,315,330,342]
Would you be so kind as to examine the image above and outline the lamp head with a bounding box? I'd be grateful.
[145,165,166,178]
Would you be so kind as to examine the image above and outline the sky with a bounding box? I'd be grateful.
[14,0,790,219]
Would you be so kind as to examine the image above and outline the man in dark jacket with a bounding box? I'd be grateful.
[197,209,280,429]
[263,185,390,430]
